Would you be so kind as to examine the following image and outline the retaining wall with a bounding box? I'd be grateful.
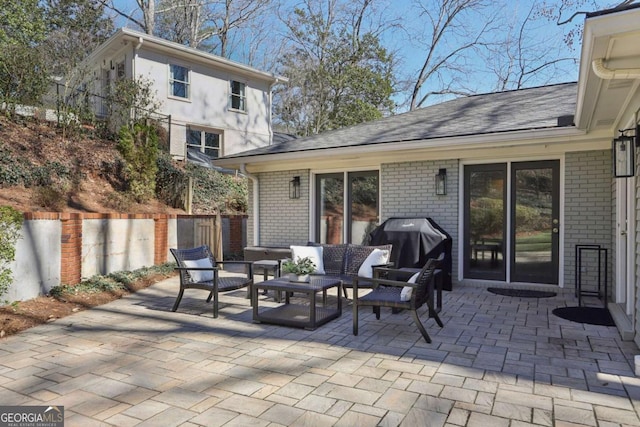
[5,213,247,302]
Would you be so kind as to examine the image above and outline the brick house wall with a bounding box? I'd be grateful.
[257,170,310,246]
[564,150,612,289]
[381,160,460,279]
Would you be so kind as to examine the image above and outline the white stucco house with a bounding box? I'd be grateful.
[81,27,286,160]
[214,5,640,344]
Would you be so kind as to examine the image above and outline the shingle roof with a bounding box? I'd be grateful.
[223,82,577,159]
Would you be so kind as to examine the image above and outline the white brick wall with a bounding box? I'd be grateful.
[257,170,310,246]
[564,150,612,289]
[381,160,459,278]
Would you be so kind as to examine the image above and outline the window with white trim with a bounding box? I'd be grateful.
[187,128,222,158]
[315,171,379,244]
[170,64,190,99]
[229,80,246,111]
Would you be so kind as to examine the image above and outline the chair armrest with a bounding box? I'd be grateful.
[368,277,416,289]
[174,266,220,271]
[216,260,254,266]
[353,275,412,290]
[216,261,254,279]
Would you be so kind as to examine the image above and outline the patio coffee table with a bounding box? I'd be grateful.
[252,276,342,330]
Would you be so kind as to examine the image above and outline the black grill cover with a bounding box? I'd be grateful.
[369,217,452,290]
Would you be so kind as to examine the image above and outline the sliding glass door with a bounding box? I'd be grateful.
[464,161,559,284]
[316,171,379,244]
[464,164,507,281]
[510,161,559,284]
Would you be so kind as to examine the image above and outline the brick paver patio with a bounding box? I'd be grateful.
[1,275,639,426]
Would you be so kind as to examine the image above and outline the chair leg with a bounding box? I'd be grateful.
[426,299,444,327]
[353,301,359,336]
[410,309,432,343]
[343,286,349,299]
[213,291,219,318]
[172,289,184,312]
[374,306,380,320]
[206,291,213,303]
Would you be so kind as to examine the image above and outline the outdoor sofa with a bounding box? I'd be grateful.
[288,243,393,298]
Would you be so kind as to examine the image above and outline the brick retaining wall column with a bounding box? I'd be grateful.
[60,213,82,285]
[154,214,169,265]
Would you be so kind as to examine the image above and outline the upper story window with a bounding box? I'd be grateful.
[229,80,246,111]
[170,64,190,99]
[187,128,221,159]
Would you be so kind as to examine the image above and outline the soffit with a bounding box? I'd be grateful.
[576,8,640,132]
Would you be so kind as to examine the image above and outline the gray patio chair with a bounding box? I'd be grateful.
[170,245,254,318]
[352,254,444,343]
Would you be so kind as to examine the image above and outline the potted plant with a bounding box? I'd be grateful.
[281,256,316,282]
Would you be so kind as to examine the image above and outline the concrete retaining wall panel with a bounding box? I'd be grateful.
[82,218,155,277]
[8,220,62,301]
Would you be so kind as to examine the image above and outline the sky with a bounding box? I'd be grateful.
[108,0,590,110]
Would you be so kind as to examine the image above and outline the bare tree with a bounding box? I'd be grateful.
[406,0,492,110]
[537,0,638,50]
[156,0,213,47]
[274,0,395,136]
[99,0,154,34]
[485,1,576,91]
[101,0,276,63]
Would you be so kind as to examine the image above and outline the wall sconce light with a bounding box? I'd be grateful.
[289,176,301,199]
[435,168,447,195]
[613,131,636,178]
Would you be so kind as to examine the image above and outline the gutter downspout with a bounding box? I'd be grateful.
[592,58,640,80]
[268,81,274,145]
[240,164,259,246]
[132,37,144,77]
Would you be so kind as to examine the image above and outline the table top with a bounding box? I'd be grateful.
[255,276,341,292]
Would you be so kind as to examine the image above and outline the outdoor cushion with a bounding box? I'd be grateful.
[290,245,325,274]
[358,248,390,278]
[401,272,420,301]
[183,257,215,282]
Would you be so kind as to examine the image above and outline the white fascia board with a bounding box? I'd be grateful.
[118,28,287,84]
[215,127,605,172]
[575,8,640,130]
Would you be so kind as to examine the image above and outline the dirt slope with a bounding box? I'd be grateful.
[0,116,186,214]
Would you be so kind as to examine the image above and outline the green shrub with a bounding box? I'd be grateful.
[117,122,159,202]
[32,185,66,211]
[50,262,176,297]
[0,206,23,299]
[103,191,133,212]
[186,163,248,214]
[156,153,188,208]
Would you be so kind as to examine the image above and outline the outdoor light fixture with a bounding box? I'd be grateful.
[289,176,301,199]
[435,168,447,195]
[613,130,636,178]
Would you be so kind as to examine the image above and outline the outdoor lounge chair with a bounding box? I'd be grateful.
[170,245,254,318]
[352,254,444,343]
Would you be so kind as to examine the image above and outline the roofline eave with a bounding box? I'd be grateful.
[214,126,595,169]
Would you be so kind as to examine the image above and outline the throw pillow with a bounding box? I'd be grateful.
[290,245,325,274]
[400,272,420,301]
[183,257,215,282]
[357,248,390,278]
